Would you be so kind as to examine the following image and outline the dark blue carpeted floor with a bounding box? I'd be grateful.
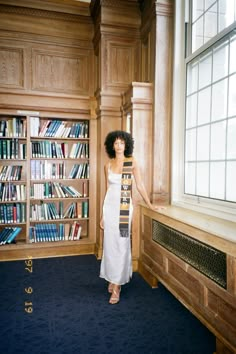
[0,255,215,354]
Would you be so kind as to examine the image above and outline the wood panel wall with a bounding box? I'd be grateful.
[91,0,174,259]
[0,0,174,271]
[139,205,236,354]
[0,0,95,111]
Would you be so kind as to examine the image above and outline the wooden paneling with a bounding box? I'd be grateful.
[207,289,236,330]
[101,36,140,91]
[0,3,93,41]
[0,47,24,88]
[0,0,97,261]
[109,43,133,85]
[0,1,95,97]
[139,205,236,354]
[32,49,90,95]
[0,242,96,261]
[121,82,153,262]
[152,1,174,204]
[91,0,142,256]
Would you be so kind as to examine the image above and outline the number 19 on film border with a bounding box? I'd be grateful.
[24,256,33,314]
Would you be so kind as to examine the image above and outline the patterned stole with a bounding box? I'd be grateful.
[119,157,133,238]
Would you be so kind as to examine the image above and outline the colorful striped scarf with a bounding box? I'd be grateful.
[119,157,133,238]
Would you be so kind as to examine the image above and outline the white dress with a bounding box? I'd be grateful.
[100,167,133,285]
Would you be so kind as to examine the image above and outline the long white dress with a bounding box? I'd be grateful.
[100,167,133,285]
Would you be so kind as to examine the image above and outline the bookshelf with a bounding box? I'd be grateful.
[0,112,96,259]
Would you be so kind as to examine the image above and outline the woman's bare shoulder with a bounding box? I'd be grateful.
[104,159,113,170]
[132,156,138,167]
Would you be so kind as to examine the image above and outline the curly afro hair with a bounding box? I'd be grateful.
[104,130,134,158]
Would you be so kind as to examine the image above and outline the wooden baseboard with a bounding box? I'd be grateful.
[0,242,96,261]
[138,260,158,288]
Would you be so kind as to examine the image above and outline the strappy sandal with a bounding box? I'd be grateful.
[108,283,114,293]
[109,287,121,305]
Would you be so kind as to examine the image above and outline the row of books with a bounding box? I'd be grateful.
[0,140,26,160]
[0,165,23,181]
[29,222,82,243]
[39,120,89,138]
[30,161,89,180]
[68,163,89,179]
[30,117,89,138]
[30,201,88,221]
[30,182,84,199]
[31,161,65,180]
[0,118,26,138]
[31,141,89,159]
[0,203,26,224]
[0,183,26,201]
[69,143,89,159]
[0,227,22,245]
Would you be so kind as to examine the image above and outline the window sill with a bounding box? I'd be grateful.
[139,202,236,256]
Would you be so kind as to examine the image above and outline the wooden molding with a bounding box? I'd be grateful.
[0,0,90,17]
[155,0,174,17]
[0,91,93,115]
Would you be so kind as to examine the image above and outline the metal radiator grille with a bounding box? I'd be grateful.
[152,220,227,288]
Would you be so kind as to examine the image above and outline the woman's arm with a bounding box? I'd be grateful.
[132,158,154,209]
[100,162,109,229]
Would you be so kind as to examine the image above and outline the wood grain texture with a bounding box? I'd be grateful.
[139,205,236,354]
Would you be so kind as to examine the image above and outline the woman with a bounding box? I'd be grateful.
[100,130,157,305]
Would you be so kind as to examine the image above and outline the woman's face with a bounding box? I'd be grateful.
[113,138,125,154]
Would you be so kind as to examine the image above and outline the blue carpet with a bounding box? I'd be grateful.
[0,255,215,354]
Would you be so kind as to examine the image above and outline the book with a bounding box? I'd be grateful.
[5,227,22,244]
[0,226,21,245]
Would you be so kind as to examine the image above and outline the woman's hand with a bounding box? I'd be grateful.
[100,218,104,230]
[149,204,166,211]
[153,205,166,211]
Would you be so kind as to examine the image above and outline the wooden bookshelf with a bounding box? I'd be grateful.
[0,112,96,260]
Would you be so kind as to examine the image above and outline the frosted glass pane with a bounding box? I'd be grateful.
[197,125,210,160]
[198,87,211,125]
[186,94,197,128]
[226,161,236,202]
[219,0,235,31]
[210,162,225,199]
[211,79,228,121]
[227,117,236,159]
[204,4,217,42]
[230,34,236,74]
[187,61,198,94]
[205,0,216,9]
[192,0,204,22]
[185,129,197,161]
[212,41,228,82]
[196,162,209,196]
[199,53,212,89]
[185,162,196,194]
[192,18,204,52]
[210,121,226,160]
[228,74,236,117]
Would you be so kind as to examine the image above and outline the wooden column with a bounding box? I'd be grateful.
[90,0,142,258]
[121,82,153,267]
[152,0,174,204]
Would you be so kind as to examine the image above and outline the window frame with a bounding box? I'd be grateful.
[171,0,236,223]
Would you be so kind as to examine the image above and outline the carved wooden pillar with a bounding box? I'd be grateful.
[152,0,174,204]
[90,0,142,258]
[139,0,174,204]
[121,82,153,266]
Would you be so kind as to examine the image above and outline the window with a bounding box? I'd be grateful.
[192,0,236,52]
[185,32,236,203]
[172,1,236,222]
